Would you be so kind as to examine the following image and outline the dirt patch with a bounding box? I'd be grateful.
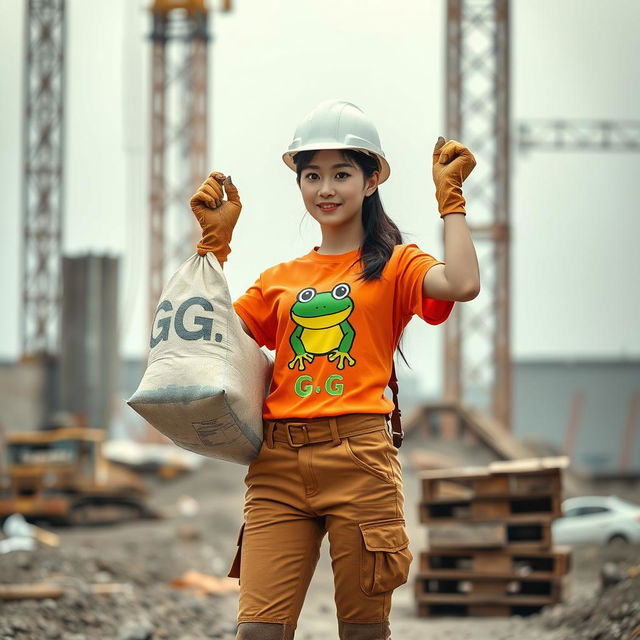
[1,458,639,639]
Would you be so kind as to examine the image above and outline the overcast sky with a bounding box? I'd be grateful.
[1,0,639,395]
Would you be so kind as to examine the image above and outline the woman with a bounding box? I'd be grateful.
[190,100,480,640]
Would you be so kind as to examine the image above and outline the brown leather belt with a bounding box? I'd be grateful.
[263,413,389,448]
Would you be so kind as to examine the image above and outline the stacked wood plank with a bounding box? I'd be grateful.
[415,457,571,617]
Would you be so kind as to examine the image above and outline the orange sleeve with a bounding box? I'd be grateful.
[395,244,454,325]
[233,274,277,350]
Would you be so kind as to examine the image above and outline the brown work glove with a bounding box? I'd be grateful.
[190,171,241,263]
[432,136,476,217]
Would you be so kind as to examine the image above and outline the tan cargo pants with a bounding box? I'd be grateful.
[228,413,412,636]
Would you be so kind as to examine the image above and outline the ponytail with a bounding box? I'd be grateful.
[359,188,403,281]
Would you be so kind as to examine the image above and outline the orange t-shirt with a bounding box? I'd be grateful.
[233,243,454,420]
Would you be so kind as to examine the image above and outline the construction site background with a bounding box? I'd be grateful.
[0,0,639,638]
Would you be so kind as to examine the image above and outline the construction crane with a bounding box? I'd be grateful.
[20,1,233,339]
[18,0,233,430]
[441,0,512,434]
[21,0,66,358]
[437,1,639,445]
[148,0,232,322]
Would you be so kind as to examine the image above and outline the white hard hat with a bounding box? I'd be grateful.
[283,99,390,184]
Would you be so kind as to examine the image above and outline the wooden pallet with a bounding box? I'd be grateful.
[415,458,569,617]
[416,602,546,618]
[419,547,571,578]
[420,464,564,503]
[420,493,562,523]
[415,573,564,602]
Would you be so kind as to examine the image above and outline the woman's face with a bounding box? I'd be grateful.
[298,149,379,229]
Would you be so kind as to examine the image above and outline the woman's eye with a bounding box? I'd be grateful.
[305,172,319,180]
[336,172,350,179]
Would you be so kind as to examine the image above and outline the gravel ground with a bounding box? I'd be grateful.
[1,453,639,640]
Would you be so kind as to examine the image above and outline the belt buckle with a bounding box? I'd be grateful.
[285,422,309,448]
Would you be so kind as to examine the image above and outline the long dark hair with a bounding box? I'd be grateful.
[293,149,403,281]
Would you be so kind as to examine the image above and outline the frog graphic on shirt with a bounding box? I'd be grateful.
[287,282,356,371]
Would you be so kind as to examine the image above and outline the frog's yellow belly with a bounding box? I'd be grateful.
[301,326,342,354]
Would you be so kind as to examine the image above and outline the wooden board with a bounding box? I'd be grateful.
[417,457,569,481]
[427,521,553,550]
[416,602,546,618]
[414,574,564,602]
[421,468,562,502]
[476,472,562,498]
[419,494,562,524]
[488,457,569,474]
[419,547,571,578]
[427,522,506,548]
[415,591,561,606]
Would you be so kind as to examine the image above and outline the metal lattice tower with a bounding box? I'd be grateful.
[21,0,66,357]
[443,0,512,429]
[149,0,214,318]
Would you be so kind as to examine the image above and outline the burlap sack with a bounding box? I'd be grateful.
[128,254,272,464]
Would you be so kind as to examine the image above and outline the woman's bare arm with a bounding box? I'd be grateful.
[424,137,481,302]
[423,213,480,302]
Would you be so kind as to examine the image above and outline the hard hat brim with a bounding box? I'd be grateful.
[282,143,390,184]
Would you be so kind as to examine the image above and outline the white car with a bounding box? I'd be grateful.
[552,496,640,545]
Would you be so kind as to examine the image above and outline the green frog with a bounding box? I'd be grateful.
[288,283,356,371]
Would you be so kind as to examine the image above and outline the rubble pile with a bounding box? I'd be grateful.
[0,459,246,640]
[540,544,640,640]
[0,542,239,640]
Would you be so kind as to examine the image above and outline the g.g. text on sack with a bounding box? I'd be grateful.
[150,296,223,348]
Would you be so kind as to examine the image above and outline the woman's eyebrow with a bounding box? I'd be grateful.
[304,162,355,170]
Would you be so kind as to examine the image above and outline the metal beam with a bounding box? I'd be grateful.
[517,120,640,152]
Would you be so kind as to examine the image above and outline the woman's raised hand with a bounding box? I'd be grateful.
[190,171,242,263]
[432,137,476,217]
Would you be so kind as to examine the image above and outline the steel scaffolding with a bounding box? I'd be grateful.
[444,0,512,430]
[21,0,66,357]
[148,0,210,319]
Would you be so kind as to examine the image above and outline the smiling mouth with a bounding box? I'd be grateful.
[317,203,341,212]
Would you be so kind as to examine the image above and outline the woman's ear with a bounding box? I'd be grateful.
[364,171,380,197]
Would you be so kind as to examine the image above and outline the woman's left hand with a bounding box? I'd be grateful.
[432,137,476,217]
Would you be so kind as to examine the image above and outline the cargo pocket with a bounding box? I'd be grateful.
[359,518,413,596]
[227,523,245,579]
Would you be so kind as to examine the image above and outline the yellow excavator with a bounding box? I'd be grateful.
[0,428,156,525]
